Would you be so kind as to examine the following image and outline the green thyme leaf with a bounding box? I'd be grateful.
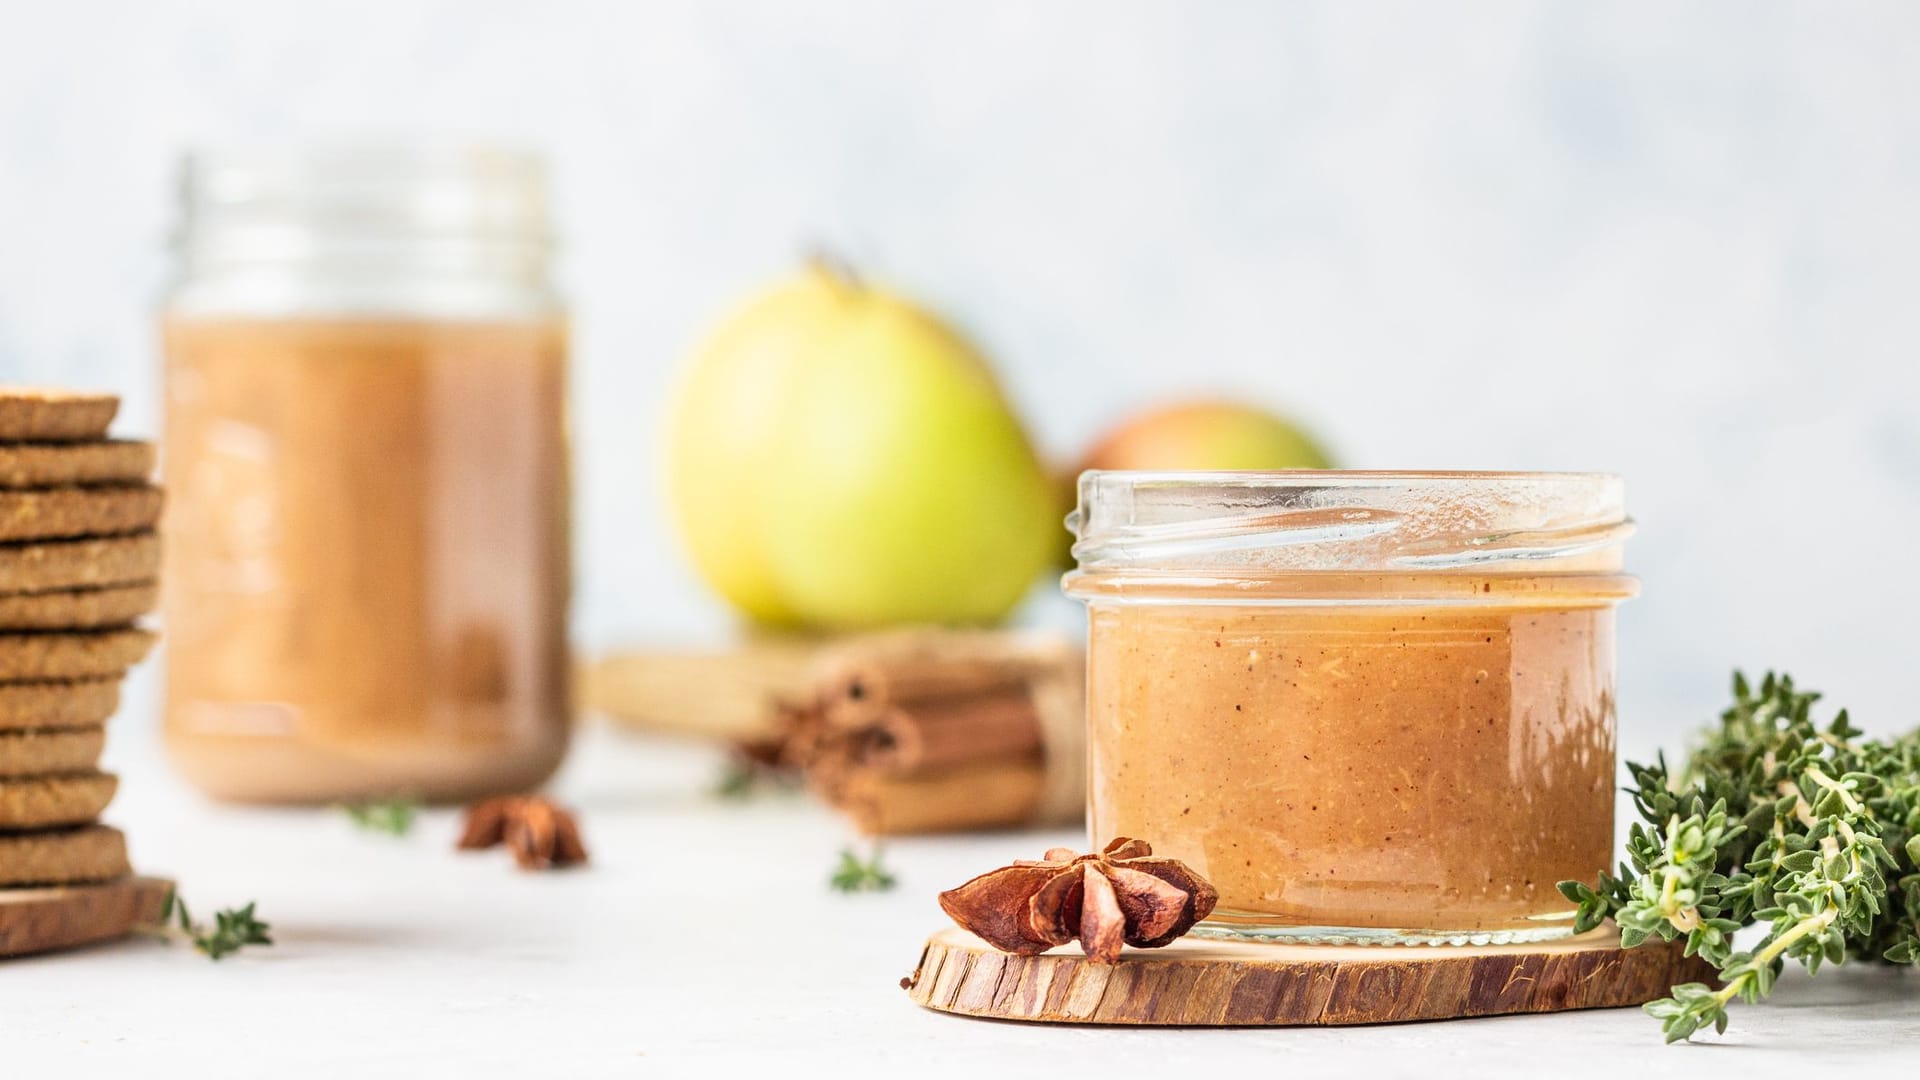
[195,902,273,960]
[340,795,421,837]
[829,846,897,893]
[712,760,759,800]
[711,749,804,802]
[144,892,273,961]
[1560,671,1920,1043]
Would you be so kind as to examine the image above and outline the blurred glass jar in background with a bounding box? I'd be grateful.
[162,146,571,803]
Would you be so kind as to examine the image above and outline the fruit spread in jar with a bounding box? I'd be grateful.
[1066,471,1634,944]
[163,317,570,803]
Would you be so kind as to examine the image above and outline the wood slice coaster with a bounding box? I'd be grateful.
[903,925,1715,1026]
[0,876,172,959]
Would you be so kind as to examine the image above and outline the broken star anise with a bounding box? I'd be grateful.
[457,795,589,871]
[938,837,1217,964]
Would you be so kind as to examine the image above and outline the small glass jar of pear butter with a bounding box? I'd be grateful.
[1065,471,1635,945]
[161,146,570,804]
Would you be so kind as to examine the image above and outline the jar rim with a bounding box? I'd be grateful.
[1078,467,1622,485]
[1067,468,1630,579]
[166,142,559,319]
[173,142,556,252]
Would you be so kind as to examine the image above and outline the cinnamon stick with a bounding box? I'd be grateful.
[835,756,1046,835]
[789,630,1083,833]
[598,628,1084,835]
[860,691,1044,773]
[817,630,1055,729]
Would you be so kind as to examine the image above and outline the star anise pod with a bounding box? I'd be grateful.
[938,837,1217,963]
[456,795,589,870]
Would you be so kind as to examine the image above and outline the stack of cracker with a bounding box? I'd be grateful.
[0,389,159,898]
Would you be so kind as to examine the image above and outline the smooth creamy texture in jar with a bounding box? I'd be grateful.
[163,318,570,803]
[1067,472,1634,944]
[1087,585,1614,936]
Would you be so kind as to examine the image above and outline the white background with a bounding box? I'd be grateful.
[1,3,1918,1072]
[4,730,1915,1074]
[3,1,1917,752]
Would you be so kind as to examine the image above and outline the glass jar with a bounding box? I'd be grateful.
[161,145,571,804]
[1065,471,1634,945]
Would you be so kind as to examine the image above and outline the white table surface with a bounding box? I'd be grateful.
[6,708,1917,1076]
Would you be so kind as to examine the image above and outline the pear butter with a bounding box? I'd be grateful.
[1067,471,1635,944]
[163,318,570,803]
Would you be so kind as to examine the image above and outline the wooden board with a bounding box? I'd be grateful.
[579,641,818,742]
[903,925,1715,1026]
[0,876,173,959]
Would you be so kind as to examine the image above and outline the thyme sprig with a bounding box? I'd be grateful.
[711,757,802,802]
[154,891,274,961]
[1560,672,1920,1042]
[829,846,897,893]
[340,795,421,837]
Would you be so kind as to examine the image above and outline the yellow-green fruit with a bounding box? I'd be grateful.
[1060,401,1333,567]
[1078,400,1334,473]
[666,265,1059,630]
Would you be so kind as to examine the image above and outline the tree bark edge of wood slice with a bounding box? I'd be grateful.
[903,924,1716,1026]
[0,876,173,959]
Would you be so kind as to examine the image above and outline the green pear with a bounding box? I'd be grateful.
[666,264,1059,630]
